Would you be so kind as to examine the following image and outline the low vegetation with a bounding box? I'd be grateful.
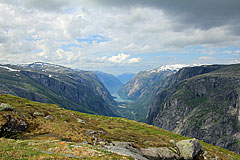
[0,94,239,159]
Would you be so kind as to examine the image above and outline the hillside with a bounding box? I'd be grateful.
[0,62,116,116]
[0,94,240,159]
[117,73,136,84]
[117,65,188,121]
[146,64,240,154]
[94,71,123,94]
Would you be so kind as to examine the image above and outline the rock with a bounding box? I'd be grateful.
[170,139,176,146]
[33,112,45,116]
[44,115,54,120]
[0,103,14,111]
[140,147,179,160]
[77,118,85,124]
[102,141,148,160]
[176,139,203,160]
[0,115,28,137]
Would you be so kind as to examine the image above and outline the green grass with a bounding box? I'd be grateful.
[0,94,239,160]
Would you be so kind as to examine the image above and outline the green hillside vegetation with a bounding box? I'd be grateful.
[0,94,239,159]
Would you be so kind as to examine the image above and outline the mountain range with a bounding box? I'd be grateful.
[0,62,115,116]
[1,62,240,156]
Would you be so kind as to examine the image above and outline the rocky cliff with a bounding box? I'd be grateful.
[0,62,116,116]
[146,64,240,154]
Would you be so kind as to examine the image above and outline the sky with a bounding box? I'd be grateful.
[0,0,240,75]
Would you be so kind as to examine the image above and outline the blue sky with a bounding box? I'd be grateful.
[0,0,240,75]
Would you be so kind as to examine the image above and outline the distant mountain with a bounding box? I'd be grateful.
[0,62,116,116]
[117,64,189,121]
[94,71,123,94]
[117,73,135,84]
[146,64,240,154]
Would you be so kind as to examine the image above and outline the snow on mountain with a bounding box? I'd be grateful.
[149,64,203,73]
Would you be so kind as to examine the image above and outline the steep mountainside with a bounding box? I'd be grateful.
[0,94,239,159]
[94,71,123,94]
[146,64,240,154]
[116,65,189,121]
[0,62,116,116]
[117,73,136,84]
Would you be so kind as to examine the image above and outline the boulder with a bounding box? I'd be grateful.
[0,115,28,137]
[176,139,203,160]
[33,112,45,116]
[140,147,179,160]
[44,115,54,120]
[0,103,14,111]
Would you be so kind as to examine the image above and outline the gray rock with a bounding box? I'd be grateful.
[77,118,85,124]
[44,115,54,120]
[33,112,45,116]
[0,103,13,111]
[102,142,148,160]
[176,139,203,160]
[0,115,28,136]
[140,147,179,160]
[169,139,176,146]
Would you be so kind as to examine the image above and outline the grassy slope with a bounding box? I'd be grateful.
[0,94,239,159]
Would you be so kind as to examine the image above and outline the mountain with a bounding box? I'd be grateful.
[146,64,240,154]
[117,65,189,121]
[0,94,239,160]
[0,62,116,116]
[117,73,135,84]
[94,71,123,94]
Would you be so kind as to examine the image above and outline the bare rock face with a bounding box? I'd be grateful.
[0,115,28,137]
[147,64,240,154]
[176,139,203,160]
[140,147,179,160]
[0,103,14,111]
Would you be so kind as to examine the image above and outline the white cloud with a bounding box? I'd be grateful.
[223,50,232,54]
[235,50,240,54]
[0,1,240,74]
[98,53,141,64]
[128,57,141,64]
[198,56,216,61]
[208,51,215,55]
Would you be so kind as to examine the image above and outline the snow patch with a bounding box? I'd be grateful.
[0,65,20,72]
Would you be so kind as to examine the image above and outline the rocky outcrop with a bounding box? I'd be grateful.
[176,139,203,160]
[0,115,28,137]
[0,103,14,111]
[102,139,204,160]
[147,64,240,153]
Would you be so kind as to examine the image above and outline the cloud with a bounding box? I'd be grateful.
[223,50,232,54]
[198,56,216,61]
[0,0,240,74]
[98,53,141,64]
[208,51,215,55]
[108,53,130,63]
[235,50,240,54]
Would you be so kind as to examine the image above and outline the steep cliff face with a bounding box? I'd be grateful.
[0,62,116,116]
[94,71,123,94]
[147,64,240,153]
